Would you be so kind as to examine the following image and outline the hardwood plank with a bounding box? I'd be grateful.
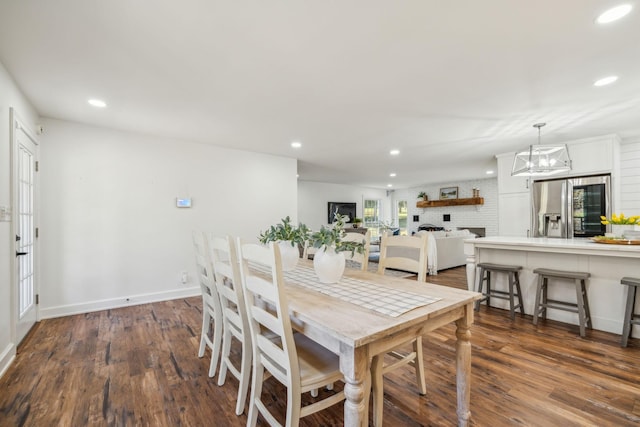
[0,266,639,426]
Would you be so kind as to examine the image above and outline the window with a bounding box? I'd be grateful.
[363,199,381,238]
[397,200,408,235]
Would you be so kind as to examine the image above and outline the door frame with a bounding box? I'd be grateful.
[10,108,40,344]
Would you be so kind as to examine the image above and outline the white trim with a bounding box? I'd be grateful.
[0,343,17,379]
[39,287,201,319]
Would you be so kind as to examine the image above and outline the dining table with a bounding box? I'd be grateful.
[281,260,482,427]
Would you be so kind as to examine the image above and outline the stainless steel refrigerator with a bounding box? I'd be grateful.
[531,174,611,238]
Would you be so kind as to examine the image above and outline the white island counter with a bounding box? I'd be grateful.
[464,236,640,338]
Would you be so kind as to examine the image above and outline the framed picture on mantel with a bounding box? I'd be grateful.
[439,186,458,200]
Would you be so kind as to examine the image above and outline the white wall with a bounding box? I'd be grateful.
[620,137,640,215]
[399,178,499,236]
[297,181,390,231]
[39,119,297,318]
[0,61,40,376]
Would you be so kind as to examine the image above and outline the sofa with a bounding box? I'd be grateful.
[371,229,476,275]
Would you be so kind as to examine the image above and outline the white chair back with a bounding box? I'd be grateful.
[377,232,428,281]
[206,234,251,415]
[192,231,223,377]
[341,229,371,271]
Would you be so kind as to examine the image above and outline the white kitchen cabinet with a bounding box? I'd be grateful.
[567,136,617,176]
[498,192,531,237]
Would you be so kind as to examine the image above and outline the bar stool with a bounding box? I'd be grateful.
[474,263,524,319]
[532,268,591,337]
[620,277,640,347]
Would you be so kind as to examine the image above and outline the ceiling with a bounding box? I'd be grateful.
[1,1,639,189]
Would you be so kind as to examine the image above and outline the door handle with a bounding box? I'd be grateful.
[16,251,28,257]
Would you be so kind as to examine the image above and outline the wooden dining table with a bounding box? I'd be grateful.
[282,260,482,427]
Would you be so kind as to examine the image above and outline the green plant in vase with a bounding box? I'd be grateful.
[310,212,364,283]
[259,216,310,271]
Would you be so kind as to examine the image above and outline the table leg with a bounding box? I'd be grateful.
[456,304,473,427]
[340,344,369,427]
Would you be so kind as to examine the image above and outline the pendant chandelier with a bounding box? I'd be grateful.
[511,123,571,177]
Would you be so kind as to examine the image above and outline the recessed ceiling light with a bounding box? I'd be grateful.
[389,173,397,177]
[486,170,495,175]
[291,141,302,148]
[596,4,632,24]
[389,149,400,156]
[594,75,618,86]
[387,184,393,187]
[88,99,106,108]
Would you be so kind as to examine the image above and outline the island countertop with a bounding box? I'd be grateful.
[463,235,640,338]
[465,236,640,258]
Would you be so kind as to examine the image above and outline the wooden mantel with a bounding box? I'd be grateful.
[416,197,484,208]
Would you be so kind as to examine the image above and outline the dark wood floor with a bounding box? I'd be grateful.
[1,266,639,426]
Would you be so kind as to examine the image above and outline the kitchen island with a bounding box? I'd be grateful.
[464,236,640,338]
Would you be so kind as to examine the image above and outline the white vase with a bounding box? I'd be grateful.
[278,241,299,271]
[611,224,635,238]
[313,246,346,284]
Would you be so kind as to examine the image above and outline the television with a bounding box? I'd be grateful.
[327,202,356,224]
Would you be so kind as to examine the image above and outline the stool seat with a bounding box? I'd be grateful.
[478,263,522,273]
[620,277,640,347]
[533,268,590,280]
[621,277,640,287]
[475,263,524,319]
[533,268,591,337]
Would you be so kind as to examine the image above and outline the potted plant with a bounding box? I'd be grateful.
[310,212,364,283]
[259,216,310,271]
[418,191,428,201]
[600,213,640,238]
[352,217,363,228]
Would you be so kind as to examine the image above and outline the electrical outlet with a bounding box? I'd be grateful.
[181,271,188,284]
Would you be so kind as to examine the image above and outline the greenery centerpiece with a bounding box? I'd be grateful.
[259,216,310,271]
[310,212,364,283]
[352,217,363,228]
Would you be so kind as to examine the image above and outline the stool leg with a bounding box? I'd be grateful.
[533,274,544,326]
[575,278,587,338]
[514,271,525,316]
[474,267,486,311]
[581,279,592,330]
[485,271,492,306]
[508,272,516,320]
[621,285,637,347]
[541,278,548,320]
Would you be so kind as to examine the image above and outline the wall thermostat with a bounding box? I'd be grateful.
[176,198,192,208]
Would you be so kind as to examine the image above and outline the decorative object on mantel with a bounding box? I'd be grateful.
[472,188,480,198]
[310,212,364,283]
[259,216,310,271]
[511,122,572,177]
[600,213,640,238]
[417,197,483,208]
[417,191,428,201]
[439,186,458,200]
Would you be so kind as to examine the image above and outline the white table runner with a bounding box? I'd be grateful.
[279,264,442,318]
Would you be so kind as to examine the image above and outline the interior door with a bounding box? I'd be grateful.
[12,109,38,344]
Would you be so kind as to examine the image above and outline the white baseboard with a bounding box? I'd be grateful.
[39,286,201,319]
[0,343,16,379]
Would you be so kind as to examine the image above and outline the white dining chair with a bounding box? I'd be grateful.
[192,231,223,378]
[341,229,371,271]
[206,234,252,416]
[372,231,428,427]
[237,239,345,427]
